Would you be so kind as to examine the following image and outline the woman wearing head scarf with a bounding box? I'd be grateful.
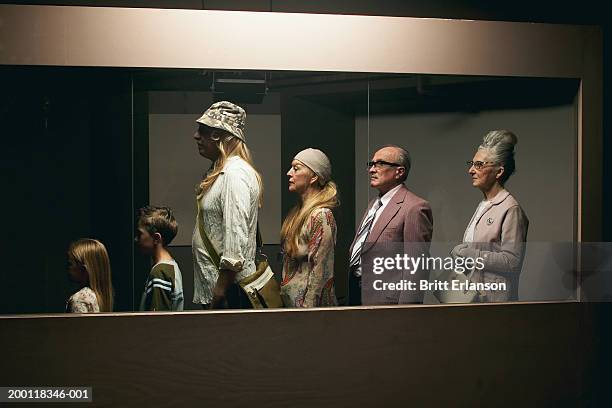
[451,130,529,302]
[192,101,263,309]
[280,148,339,307]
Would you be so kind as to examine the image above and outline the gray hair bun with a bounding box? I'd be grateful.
[479,130,518,184]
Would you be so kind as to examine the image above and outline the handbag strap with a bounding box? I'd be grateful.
[256,224,263,249]
[196,198,221,269]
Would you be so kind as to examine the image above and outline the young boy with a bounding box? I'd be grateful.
[136,206,184,311]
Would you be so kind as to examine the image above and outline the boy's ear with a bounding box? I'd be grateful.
[153,232,163,245]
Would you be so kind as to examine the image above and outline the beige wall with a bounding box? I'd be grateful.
[0,5,587,77]
[356,105,577,241]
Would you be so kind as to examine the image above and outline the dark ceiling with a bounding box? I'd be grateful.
[2,0,609,26]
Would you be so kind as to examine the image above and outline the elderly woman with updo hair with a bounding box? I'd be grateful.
[451,130,529,302]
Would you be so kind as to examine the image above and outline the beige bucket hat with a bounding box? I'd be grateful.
[196,101,246,142]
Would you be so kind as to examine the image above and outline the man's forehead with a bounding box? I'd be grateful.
[373,147,398,160]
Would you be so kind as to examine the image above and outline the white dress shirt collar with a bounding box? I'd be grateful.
[372,183,403,227]
[378,183,403,207]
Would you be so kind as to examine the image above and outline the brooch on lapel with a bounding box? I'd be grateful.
[486,217,494,226]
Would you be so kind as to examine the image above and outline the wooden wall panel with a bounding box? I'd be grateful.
[0,302,601,407]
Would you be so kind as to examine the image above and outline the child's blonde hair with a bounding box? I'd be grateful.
[67,239,114,312]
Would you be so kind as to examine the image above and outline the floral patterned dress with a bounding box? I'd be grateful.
[66,287,100,313]
[281,207,337,307]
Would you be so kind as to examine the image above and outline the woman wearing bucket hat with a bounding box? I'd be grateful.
[280,148,339,307]
[192,101,263,309]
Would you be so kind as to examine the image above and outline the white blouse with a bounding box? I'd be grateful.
[192,156,260,305]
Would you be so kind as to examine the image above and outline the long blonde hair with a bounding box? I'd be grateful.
[280,180,339,258]
[196,129,263,206]
[68,238,114,312]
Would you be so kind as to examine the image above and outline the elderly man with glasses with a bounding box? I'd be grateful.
[348,145,433,306]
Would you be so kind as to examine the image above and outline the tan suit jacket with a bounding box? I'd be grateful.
[468,190,529,301]
[351,184,433,304]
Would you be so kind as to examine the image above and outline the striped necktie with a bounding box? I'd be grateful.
[350,198,383,267]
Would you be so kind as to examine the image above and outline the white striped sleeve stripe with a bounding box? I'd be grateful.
[146,279,172,291]
[151,278,172,286]
[146,282,172,292]
[145,283,173,295]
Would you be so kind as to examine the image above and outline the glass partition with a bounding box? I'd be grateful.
[137,69,369,309]
[3,65,599,315]
[366,75,583,304]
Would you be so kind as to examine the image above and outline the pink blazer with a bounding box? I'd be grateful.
[351,184,434,304]
[467,190,529,301]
